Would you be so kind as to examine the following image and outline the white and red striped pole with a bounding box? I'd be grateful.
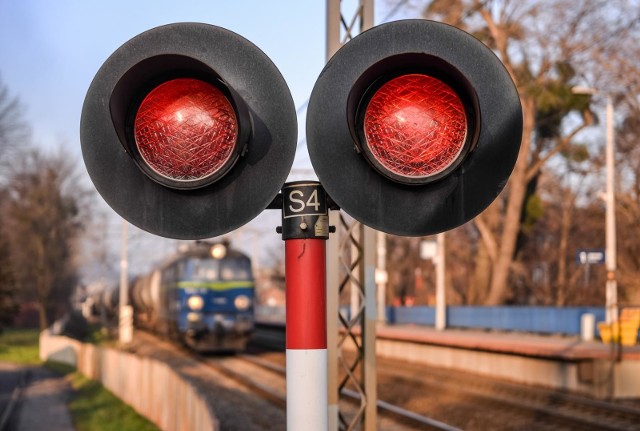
[280,182,331,431]
[286,239,327,430]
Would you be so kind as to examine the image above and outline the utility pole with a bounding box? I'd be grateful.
[376,231,388,324]
[604,96,618,324]
[119,219,132,344]
[435,233,447,330]
[572,87,618,324]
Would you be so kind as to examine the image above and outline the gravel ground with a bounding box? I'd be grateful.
[128,333,286,431]
[375,368,543,430]
[252,348,640,430]
[129,334,432,430]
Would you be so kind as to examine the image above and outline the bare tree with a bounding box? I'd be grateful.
[0,78,29,328]
[0,195,19,331]
[386,236,422,305]
[516,161,607,306]
[616,96,640,304]
[417,0,639,304]
[3,149,89,329]
[0,77,30,179]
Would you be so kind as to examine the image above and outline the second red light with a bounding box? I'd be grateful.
[363,74,468,183]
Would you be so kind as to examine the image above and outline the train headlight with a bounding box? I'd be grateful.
[210,243,227,259]
[187,295,204,311]
[234,295,251,311]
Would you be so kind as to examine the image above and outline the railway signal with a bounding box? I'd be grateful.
[307,19,523,236]
[81,23,297,239]
[80,19,523,431]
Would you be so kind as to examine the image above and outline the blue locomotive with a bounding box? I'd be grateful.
[131,241,255,352]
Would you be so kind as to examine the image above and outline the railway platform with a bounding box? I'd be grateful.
[376,324,640,360]
[367,324,640,399]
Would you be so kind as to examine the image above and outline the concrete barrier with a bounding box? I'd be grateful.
[39,330,218,431]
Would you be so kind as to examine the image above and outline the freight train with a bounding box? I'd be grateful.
[86,241,255,352]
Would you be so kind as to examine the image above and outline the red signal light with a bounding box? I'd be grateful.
[360,74,468,184]
[134,78,239,186]
[82,23,298,239]
[307,20,522,236]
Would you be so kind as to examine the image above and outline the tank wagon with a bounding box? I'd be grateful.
[131,241,255,352]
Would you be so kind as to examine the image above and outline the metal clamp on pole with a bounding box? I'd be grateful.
[279,181,331,431]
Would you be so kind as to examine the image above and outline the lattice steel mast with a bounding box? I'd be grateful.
[325,2,377,430]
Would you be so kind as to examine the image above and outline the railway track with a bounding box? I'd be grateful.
[374,354,640,430]
[247,328,640,430]
[133,329,640,430]
[244,340,640,430]
[202,351,458,430]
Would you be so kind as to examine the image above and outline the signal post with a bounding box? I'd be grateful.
[280,182,331,431]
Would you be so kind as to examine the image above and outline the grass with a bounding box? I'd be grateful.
[0,328,158,431]
[49,363,158,431]
[0,328,41,364]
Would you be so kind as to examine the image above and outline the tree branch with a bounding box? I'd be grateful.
[473,214,498,265]
[525,120,591,182]
[477,1,519,85]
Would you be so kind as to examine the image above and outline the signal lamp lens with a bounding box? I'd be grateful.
[134,78,238,184]
[362,74,468,183]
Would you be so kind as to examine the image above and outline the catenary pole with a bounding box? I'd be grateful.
[325,1,376,429]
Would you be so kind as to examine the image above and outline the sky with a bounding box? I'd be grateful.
[0,0,411,161]
[0,0,413,279]
[0,0,326,160]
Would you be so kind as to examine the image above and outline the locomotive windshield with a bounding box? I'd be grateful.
[189,257,252,282]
